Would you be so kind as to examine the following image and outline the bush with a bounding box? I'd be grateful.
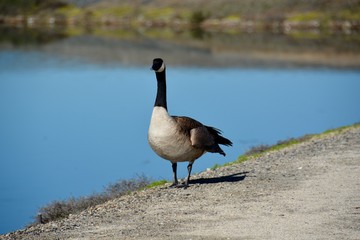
[245,144,271,155]
[32,174,153,225]
[190,10,208,27]
[0,0,68,15]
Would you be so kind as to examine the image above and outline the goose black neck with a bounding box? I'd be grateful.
[154,70,167,110]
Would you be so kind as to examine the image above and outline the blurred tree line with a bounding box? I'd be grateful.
[0,0,68,15]
[1,0,359,15]
[0,0,359,23]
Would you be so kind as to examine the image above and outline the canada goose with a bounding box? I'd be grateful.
[148,58,232,187]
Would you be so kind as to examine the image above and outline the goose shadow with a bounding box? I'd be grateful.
[189,171,249,185]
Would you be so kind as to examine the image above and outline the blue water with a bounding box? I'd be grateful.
[0,50,360,234]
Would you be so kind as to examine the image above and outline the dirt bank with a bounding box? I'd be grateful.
[2,126,360,240]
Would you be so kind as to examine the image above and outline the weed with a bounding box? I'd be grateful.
[31,174,153,225]
[244,144,271,156]
[210,163,222,170]
[236,155,249,162]
[105,174,152,197]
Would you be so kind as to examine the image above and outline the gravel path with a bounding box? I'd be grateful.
[2,126,360,240]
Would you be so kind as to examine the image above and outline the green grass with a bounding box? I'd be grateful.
[90,5,135,20]
[211,122,360,170]
[55,5,83,18]
[145,180,169,189]
[210,163,222,170]
[288,11,326,22]
[286,8,360,25]
[336,8,360,21]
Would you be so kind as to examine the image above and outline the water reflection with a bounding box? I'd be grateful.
[0,26,68,46]
[0,25,359,68]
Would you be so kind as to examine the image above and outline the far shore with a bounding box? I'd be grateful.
[1,13,359,33]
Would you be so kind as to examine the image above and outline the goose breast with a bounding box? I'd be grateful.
[148,107,204,162]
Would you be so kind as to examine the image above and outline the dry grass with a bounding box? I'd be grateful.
[32,174,153,225]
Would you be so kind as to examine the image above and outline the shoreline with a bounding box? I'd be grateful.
[1,26,360,69]
[2,124,359,239]
[1,14,359,34]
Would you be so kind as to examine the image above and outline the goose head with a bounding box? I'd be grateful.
[151,58,165,73]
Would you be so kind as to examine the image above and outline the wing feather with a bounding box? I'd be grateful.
[172,116,232,154]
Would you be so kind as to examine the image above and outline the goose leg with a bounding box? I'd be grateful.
[184,162,194,187]
[170,162,178,187]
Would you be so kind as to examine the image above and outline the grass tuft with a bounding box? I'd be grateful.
[145,180,169,189]
[31,174,153,225]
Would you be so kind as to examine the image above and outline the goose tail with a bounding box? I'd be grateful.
[205,126,232,157]
[206,126,233,146]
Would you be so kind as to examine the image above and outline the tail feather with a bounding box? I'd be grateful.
[206,126,233,147]
[204,126,232,156]
[205,144,226,156]
[216,135,233,147]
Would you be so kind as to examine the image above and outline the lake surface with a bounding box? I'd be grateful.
[0,29,360,234]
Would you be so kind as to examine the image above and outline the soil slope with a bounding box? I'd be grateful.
[2,126,360,240]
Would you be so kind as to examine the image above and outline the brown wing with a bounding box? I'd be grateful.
[172,116,232,156]
[172,116,203,134]
[172,116,213,146]
[190,126,216,148]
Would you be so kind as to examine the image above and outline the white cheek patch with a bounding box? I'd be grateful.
[156,62,165,72]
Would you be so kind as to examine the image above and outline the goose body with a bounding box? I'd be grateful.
[148,58,232,187]
[149,107,204,162]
